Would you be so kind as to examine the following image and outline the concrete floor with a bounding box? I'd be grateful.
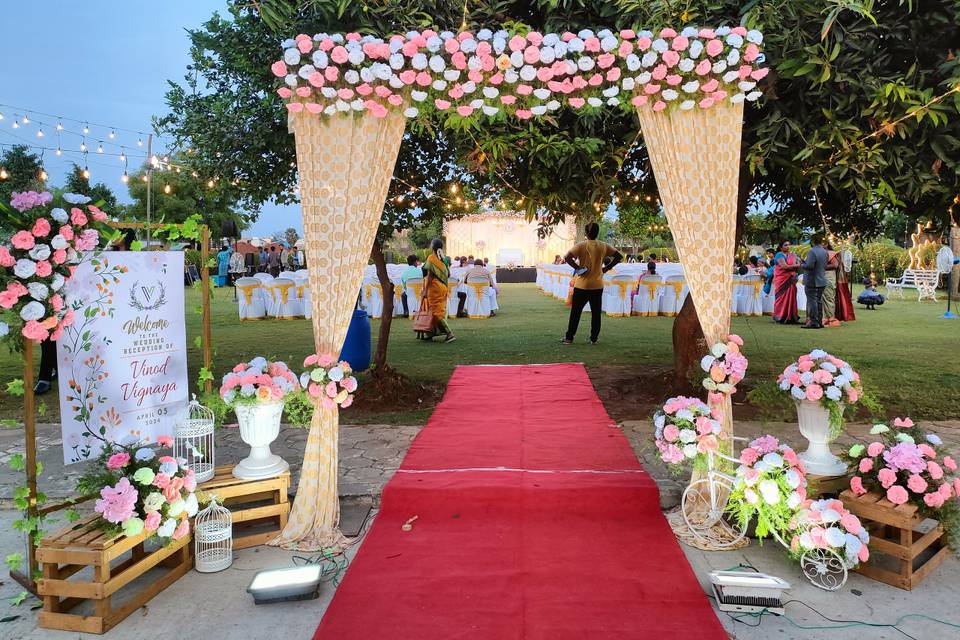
[2,505,958,640]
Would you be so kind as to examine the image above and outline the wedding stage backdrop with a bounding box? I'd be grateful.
[443,211,575,266]
[272,26,765,547]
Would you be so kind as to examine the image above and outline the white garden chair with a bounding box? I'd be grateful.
[235,277,266,321]
[364,281,384,319]
[734,275,764,316]
[446,276,461,318]
[659,275,687,317]
[404,278,424,318]
[633,275,663,316]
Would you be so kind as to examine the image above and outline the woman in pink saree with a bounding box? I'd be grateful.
[773,240,801,324]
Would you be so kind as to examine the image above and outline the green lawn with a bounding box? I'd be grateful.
[2,283,958,422]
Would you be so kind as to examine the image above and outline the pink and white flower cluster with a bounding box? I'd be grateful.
[220,357,299,406]
[778,349,861,405]
[1,191,108,344]
[729,435,808,540]
[847,418,960,510]
[272,26,766,121]
[789,498,870,567]
[90,436,198,543]
[653,396,723,467]
[700,333,747,397]
[300,353,358,410]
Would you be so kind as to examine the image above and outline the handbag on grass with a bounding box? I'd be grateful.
[412,298,435,333]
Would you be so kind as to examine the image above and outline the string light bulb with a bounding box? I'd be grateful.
[56,121,63,131]
[22,114,30,124]
[36,128,44,138]
[119,149,126,161]
[12,120,19,129]
[207,179,214,188]
[137,138,143,147]
[0,112,4,120]
[38,167,47,181]
[0,168,7,180]
[79,139,87,152]
[55,146,62,156]
[97,142,104,154]
[163,184,171,194]
[109,129,116,139]
[82,122,89,134]
[82,167,90,179]
[121,170,129,183]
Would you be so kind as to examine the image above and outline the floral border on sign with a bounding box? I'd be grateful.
[271,26,767,122]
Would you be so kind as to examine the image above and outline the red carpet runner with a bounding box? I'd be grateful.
[315,364,725,639]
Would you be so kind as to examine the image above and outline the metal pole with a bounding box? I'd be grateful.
[146,134,153,247]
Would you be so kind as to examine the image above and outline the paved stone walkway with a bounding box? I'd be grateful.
[3,418,958,510]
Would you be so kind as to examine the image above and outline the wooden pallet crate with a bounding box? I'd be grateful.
[197,465,290,549]
[36,515,191,634]
[839,489,949,590]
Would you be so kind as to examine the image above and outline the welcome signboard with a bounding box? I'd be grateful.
[57,251,188,464]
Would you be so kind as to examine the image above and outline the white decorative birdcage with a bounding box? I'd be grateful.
[174,395,216,483]
[194,496,233,573]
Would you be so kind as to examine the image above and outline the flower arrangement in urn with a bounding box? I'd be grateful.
[653,396,723,471]
[845,418,960,550]
[300,352,358,410]
[728,435,808,540]
[0,191,110,346]
[220,357,299,480]
[778,349,863,476]
[77,436,198,542]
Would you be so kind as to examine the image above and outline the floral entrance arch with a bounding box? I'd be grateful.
[271,25,766,549]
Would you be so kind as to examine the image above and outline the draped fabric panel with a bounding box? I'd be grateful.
[273,111,406,550]
[637,102,745,549]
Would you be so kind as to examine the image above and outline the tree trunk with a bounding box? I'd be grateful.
[370,240,394,375]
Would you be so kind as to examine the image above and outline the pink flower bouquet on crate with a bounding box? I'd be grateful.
[700,333,748,398]
[653,396,724,472]
[0,191,111,346]
[727,435,808,540]
[777,349,862,438]
[300,353,358,410]
[844,418,960,549]
[77,436,198,543]
[219,357,300,407]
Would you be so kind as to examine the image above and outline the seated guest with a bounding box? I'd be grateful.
[400,254,422,318]
[483,257,489,267]
[553,254,563,265]
[748,255,764,275]
[648,253,658,263]
[467,254,474,264]
[857,277,885,310]
[458,256,468,268]
[465,259,498,316]
[646,260,657,276]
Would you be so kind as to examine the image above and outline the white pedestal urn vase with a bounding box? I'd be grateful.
[233,401,289,480]
[796,400,847,476]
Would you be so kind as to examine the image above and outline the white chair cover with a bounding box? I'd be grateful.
[271,277,303,319]
[735,275,764,316]
[235,277,266,320]
[659,275,687,317]
[404,278,424,318]
[603,275,635,317]
[364,281,384,319]
[446,276,461,318]
[465,277,493,318]
[633,275,663,316]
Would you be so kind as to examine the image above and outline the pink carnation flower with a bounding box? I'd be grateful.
[11,230,35,250]
[927,460,944,480]
[106,452,131,470]
[877,467,897,489]
[172,519,190,540]
[94,477,139,524]
[662,424,679,442]
[739,447,759,465]
[886,485,908,505]
[923,491,944,508]
[850,476,867,496]
[907,474,928,494]
[858,457,873,473]
[942,455,957,471]
[32,218,51,237]
[867,442,885,457]
[144,511,161,531]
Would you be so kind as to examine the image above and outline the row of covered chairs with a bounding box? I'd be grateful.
[362,275,499,319]
[236,272,312,320]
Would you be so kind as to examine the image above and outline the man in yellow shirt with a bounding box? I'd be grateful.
[561,222,622,344]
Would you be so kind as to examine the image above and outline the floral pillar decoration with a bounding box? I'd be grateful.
[274,109,405,550]
[271,26,765,548]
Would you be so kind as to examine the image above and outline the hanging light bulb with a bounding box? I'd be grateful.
[109,129,116,139]
[191,171,198,178]
[82,166,90,179]
[0,168,8,180]
[121,170,129,183]
[97,142,104,153]
[163,184,171,194]
[56,121,63,131]
[22,114,30,124]
[119,149,126,162]
[12,120,19,129]
[82,122,89,134]
[175,166,181,173]
[142,174,148,182]
[55,146,62,156]
[39,167,48,181]
[207,179,214,188]
[36,128,44,138]
[0,112,4,120]
[80,139,87,152]
[137,137,143,146]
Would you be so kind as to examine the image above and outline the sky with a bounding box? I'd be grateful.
[0,1,301,236]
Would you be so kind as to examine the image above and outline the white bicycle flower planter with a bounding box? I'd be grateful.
[680,438,850,591]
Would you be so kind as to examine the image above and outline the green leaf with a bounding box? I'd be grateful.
[9,454,24,472]
[197,367,214,384]
[130,240,144,251]
[5,379,24,397]
[4,553,22,572]
[9,592,27,607]
[65,509,81,523]
[1,419,18,428]
[194,336,203,350]
[37,401,47,417]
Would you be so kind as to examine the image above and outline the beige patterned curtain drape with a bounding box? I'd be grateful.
[273,110,406,550]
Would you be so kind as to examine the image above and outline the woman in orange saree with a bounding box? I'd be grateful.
[420,239,456,343]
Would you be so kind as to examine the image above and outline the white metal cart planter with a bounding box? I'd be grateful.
[680,437,851,591]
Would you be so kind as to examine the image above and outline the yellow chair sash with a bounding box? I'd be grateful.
[468,283,487,300]
[640,281,659,301]
[614,281,633,301]
[670,282,684,298]
[275,282,294,305]
[296,285,307,298]
[408,283,423,300]
[237,283,259,305]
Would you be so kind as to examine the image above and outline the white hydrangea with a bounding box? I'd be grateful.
[533,88,550,100]
[688,40,704,58]
[661,89,678,101]
[403,106,419,118]
[343,70,359,84]
[347,49,364,65]
[652,38,668,53]
[283,48,301,65]
[678,58,695,73]
[679,100,695,110]
[682,80,700,93]
[28,282,49,301]
[641,51,658,67]
[14,259,36,279]
[20,301,45,321]
[51,208,68,223]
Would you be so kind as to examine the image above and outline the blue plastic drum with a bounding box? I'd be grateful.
[339,309,371,371]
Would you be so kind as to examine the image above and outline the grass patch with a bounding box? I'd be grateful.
[1,283,957,423]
